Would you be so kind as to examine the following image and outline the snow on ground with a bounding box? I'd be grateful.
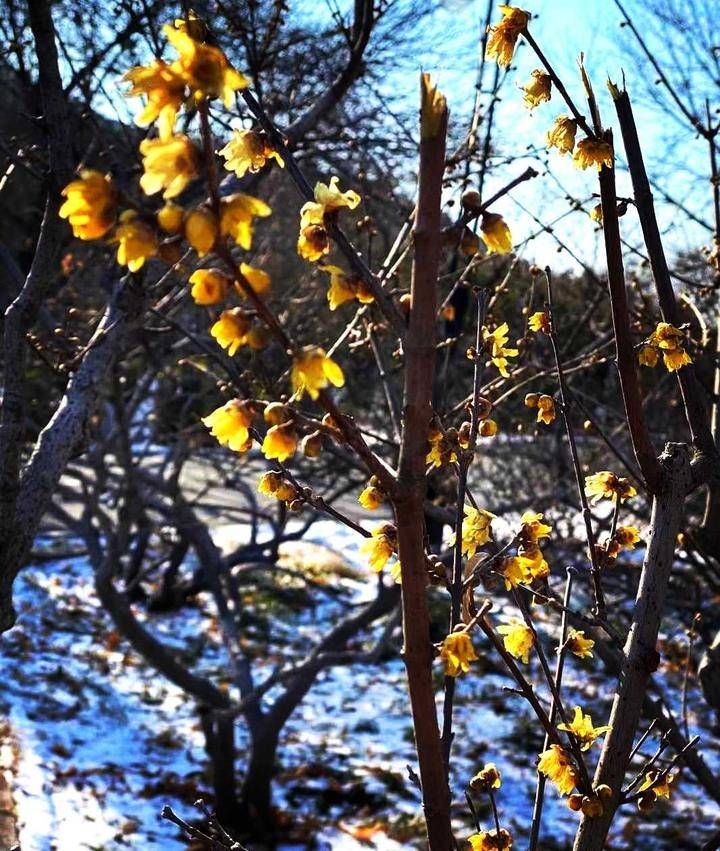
[1,521,719,849]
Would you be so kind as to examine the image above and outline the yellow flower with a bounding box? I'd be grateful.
[522,69,551,108]
[319,264,374,310]
[606,525,642,558]
[123,59,186,140]
[497,620,534,663]
[440,631,479,677]
[537,745,578,795]
[590,204,603,224]
[546,116,577,155]
[648,322,692,372]
[638,345,659,368]
[469,763,502,792]
[536,394,555,425]
[564,628,594,659]
[426,429,457,468]
[558,706,611,751]
[113,211,158,271]
[163,22,247,107]
[468,828,513,850]
[359,523,397,573]
[219,193,272,250]
[261,422,298,462]
[59,170,117,240]
[501,556,531,590]
[480,213,513,255]
[520,511,552,544]
[139,134,199,199]
[358,484,384,510]
[263,402,291,425]
[189,268,231,305]
[461,506,495,557]
[274,481,297,502]
[304,176,361,218]
[528,311,550,334]
[184,207,218,256]
[258,471,282,496]
[518,545,550,582]
[485,4,530,67]
[157,202,185,233]
[584,471,637,503]
[297,177,361,261]
[210,307,251,355]
[291,347,344,400]
[483,322,518,377]
[202,399,253,452]
[573,137,614,171]
[479,419,498,437]
[298,224,331,261]
[238,262,270,295]
[219,129,284,177]
[639,770,676,800]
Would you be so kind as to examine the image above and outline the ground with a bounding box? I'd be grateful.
[0,520,719,849]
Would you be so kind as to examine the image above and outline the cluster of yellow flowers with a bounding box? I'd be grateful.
[639,322,693,372]
[499,511,551,590]
[425,416,498,470]
[524,392,555,425]
[485,5,614,172]
[359,523,401,582]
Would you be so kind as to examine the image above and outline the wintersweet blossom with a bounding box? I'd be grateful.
[558,706,611,751]
[497,620,535,663]
[123,59,186,140]
[537,744,578,795]
[113,211,158,271]
[480,213,513,254]
[573,137,613,171]
[139,134,199,199]
[163,22,247,106]
[485,4,530,67]
[359,524,397,573]
[584,471,637,503]
[219,193,272,250]
[189,268,231,305]
[59,170,117,240]
[202,399,253,452]
[219,129,284,177]
[440,631,478,677]
[291,347,344,400]
[546,116,577,155]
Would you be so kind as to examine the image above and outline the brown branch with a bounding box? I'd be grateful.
[393,74,452,851]
[597,130,662,492]
[573,443,693,851]
[611,84,716,460]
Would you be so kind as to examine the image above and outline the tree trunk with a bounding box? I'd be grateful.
[573,443,692,850]
[240,726,281,843]
[201,709,240,829]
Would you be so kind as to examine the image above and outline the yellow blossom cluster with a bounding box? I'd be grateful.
[297,176,360,262]
[483,322,518,378]
[258,471,298,503]
[459,506,496,558]
[639,322,693,372]
[524,392,555,425]
[537,744,578,795]
[485,4,530,67]
[358,478,385,511]
[500,511,551,589]
[498,619,534,663]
